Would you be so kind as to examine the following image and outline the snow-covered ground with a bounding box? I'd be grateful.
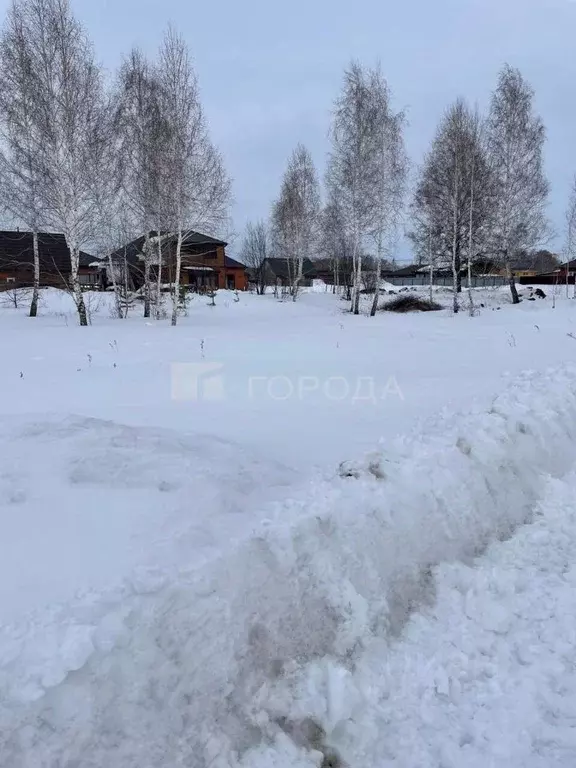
[244,470,576,767]
[1,286,576,766]
[2,285,576,471]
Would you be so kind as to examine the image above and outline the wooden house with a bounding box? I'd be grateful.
[0,231,99,289]
[108,231,247,293]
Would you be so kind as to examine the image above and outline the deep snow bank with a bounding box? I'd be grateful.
[244,472,576,768]
[3,367,576,767]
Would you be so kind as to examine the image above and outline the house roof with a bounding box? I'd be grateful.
[0,231,94,273]
[224,256,246,269]
[389,264,422,277]
[110,230,227,265]
[509,259,538,271]
[264,257,317,279]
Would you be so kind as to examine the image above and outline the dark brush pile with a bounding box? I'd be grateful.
[382,295,443,313]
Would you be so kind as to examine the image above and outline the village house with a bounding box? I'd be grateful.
[519,259,576,286]
[108,231,247,293]
[0,231,99,289]
[261,257,318,291]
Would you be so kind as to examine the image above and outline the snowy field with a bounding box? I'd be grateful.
[2,285,576,766]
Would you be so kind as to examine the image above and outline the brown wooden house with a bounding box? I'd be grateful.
[0,231,99,289]
[109,231,248,293]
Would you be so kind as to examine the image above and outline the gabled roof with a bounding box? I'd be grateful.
[264,257,317,279]
[0,231,94,273]
[109,230,227,264]
[224,256,246,269]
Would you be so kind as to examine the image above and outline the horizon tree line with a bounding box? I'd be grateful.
[0,0,230,326]
[0,0,566,324]
[244,62,559,315]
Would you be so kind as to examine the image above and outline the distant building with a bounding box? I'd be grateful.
[0,231,98,289]
[108,231,248,293]
[520,258,576,286]
[262,257,318,290]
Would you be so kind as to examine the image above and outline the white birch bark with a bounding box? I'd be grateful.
[143,232,152,318]
[69,243,88,326]
[171,229,183,326]
[155,231,163,320]
[467,164,475,317]
[107,251,123,319]
[29,229,40,317]
[370,234,383,317]
[452,168,460,315]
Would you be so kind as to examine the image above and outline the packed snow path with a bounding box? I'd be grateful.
[243,472,576,767]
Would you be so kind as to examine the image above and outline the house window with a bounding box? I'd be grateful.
[5,277,16,284]
[79,273,98,285]
[226,274,235,290]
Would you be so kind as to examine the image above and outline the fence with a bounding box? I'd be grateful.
[384,275,507,288]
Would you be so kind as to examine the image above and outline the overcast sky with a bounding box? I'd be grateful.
[4,0,576,259]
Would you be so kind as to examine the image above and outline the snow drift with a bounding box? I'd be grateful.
[3,366,576,767]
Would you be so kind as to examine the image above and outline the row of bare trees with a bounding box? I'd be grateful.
[243,62,556,315]
[242,62,408,315]
[0,2,563,323]
[410,65,549,312]
[0,0,230,325]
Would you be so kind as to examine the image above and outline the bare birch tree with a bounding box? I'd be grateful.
[321,192,354,298]
[156,27,230,327]
[14,0,111,325]
[5,0,112,326]
[0,0,45,317]
[486,64,550,305]
[368,74,407,317]
[240,219,268,294]
[115,49,169,318]
[411,99,491,314]
[327,62,380,315]
[271,144,320,301]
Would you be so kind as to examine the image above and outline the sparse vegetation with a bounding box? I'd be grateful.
[382,295,443,313]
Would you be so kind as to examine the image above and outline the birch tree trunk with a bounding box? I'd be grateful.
[467,165,475,316]
[29,230,40,317]
[427,226,434,304]
[452,171,460,315]
[504,252,520,304]
[293,254,303,302]
[353,252,363,315]
[155,232,163,319]
[467,258,473,315]
[350,229,362,314]
[107,252,124,319]
[370,237,383,317]
[143,232,152,318]
[350,238,358,313]
[285,255,294,299]
[171,229,183,326]
[70,245,88,326]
